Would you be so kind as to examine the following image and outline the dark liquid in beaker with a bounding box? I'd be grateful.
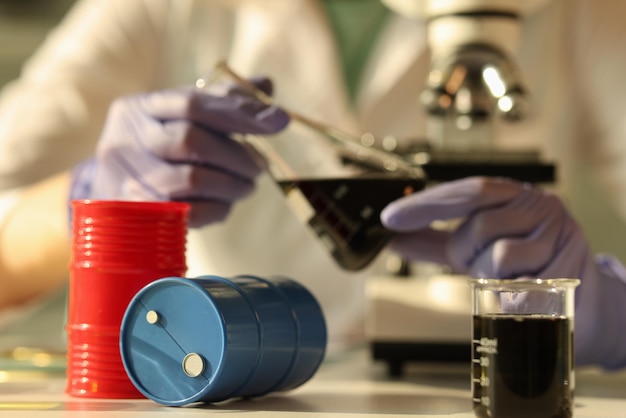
[472,314,573,418]
[278,176,425,271]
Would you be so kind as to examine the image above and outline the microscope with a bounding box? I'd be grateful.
[366,0,556,376]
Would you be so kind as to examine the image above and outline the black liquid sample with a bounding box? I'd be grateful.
[472,314,573,418]
[278,176,425,271]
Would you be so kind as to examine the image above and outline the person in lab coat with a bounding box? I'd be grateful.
[0,0,625,369]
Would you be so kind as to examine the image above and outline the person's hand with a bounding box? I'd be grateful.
[70,78,289,228]
[380,176,626,369]
[380,176,591,279]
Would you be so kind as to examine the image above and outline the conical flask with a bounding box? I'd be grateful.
[197,61,427,271]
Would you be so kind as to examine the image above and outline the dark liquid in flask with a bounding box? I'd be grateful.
[278,176,425,271]
[472,314,573,418]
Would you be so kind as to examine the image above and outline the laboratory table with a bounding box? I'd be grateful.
[0,348,625,417]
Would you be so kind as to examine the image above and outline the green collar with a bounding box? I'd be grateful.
[322,0,390,102]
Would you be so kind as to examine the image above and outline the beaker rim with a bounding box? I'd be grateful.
[469,277,580,290]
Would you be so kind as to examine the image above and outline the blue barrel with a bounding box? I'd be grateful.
[119,275,327,406]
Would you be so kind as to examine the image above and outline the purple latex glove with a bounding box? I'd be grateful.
[70,78,289,228]
[381,176,626,369]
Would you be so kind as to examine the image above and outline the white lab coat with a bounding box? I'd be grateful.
[0,0,625,352]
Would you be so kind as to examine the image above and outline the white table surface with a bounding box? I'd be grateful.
[0,348,625,417]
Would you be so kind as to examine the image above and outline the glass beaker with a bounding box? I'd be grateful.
[197,61,427,271]
[470,278,580,418]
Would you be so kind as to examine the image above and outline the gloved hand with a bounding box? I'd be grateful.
[70,78,289,228]
[381,176,626,369]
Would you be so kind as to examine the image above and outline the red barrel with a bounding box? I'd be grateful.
[66,200,189,398]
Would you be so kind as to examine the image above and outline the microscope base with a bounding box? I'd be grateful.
[365,274,473,377]
[370,341,470,377]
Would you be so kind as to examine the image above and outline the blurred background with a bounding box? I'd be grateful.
[0,0,77,360]
[0,0,76,88]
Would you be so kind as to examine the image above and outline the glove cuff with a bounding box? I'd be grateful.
[69,158,96,202]
[67,158,97,230]
[578,253,626,370]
